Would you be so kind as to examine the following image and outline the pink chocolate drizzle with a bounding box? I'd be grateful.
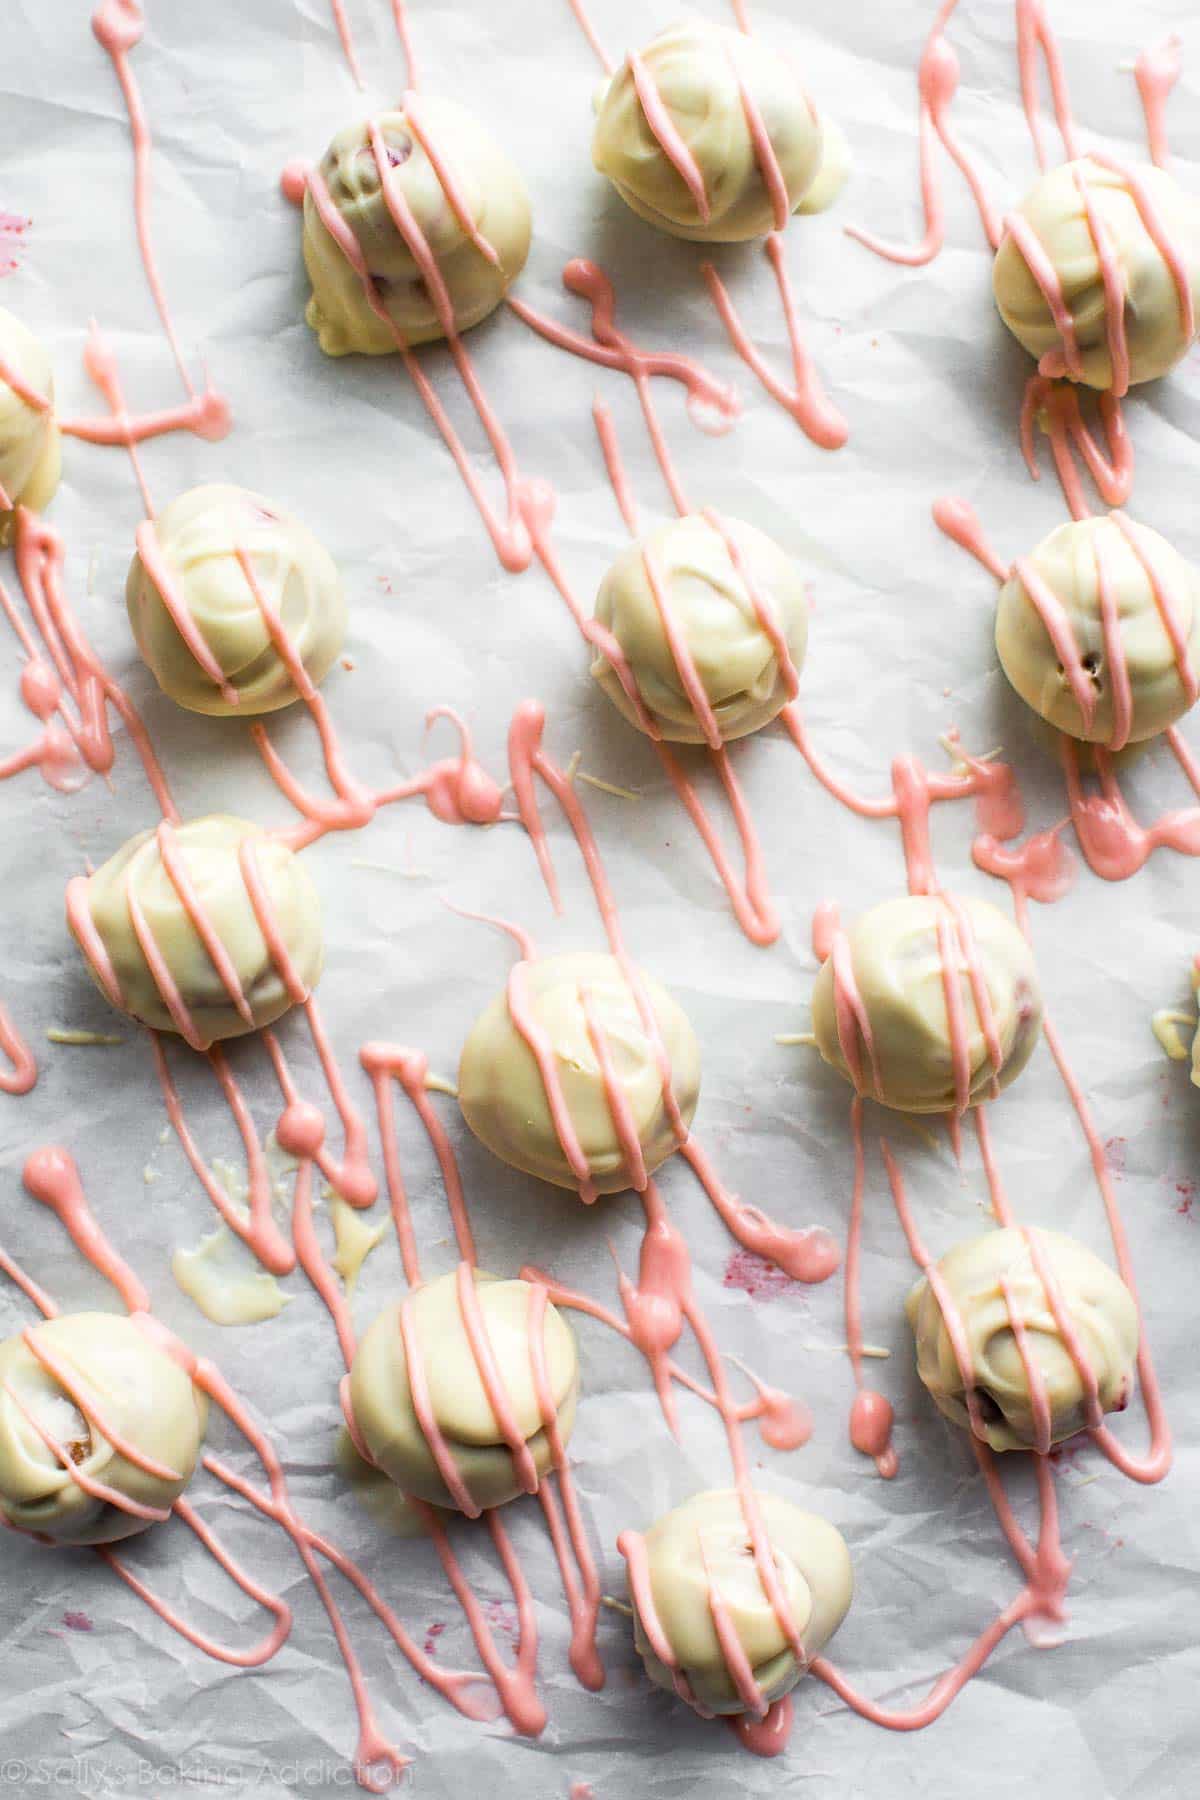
[0,0,1180,1775]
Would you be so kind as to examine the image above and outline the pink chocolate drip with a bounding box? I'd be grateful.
[1111,511,1199,706]
[91,0,209,403]
[328,0,365,87]
[844,1098,897,1477]
[157,822,255,1028]
[0,1003,36,1095]
[60,320,230,448]
[1059,734,1200,883]
[846,0,1002,265]
[1003,210,1085,381]
[346,1058,602,1702]
[826,920,884,1097]
[998,1272,1053,1456]
[13,509,177,811]
[1071,164,1130,399]
[931,496,1010,581]
[105,1494,293,1667]
[506,703,835,1280]
[565,0,611,72]
[303,159,532,570]
[509,517,781,943]
[1087,154,1194,347]
[454,1260,542,1497]
[1093,532,1133,752]
[19,1325,181,1484]
[23,1146,150,1313]
[137,522,239,705]
[400,94,499,267]
[236,543,501,846]
[1012,553,1097,730]
[702,236,849,449]
[627,50,711,224]
[4,1373,168,1524]
[1134,35,1182,169]
[1020,378,1132,518]
[641,540,724,751]
[151,1035,293,1275]
[508,259,740,439]
[725,36,790,233]
[1015,0,1081,171]
[399,1287,479,1515]
[0,346,50,412]
[592,397,640,534]
[527,1283,604,1690]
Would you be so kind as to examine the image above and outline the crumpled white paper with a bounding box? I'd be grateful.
[1,0,1198,1795]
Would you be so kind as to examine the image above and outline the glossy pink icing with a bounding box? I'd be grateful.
[845,1099,897,1477]
[0,1003,36,1095]
[1071,164,1130,399]
[627,50,712,225]
[508,258,741,440]
[1134,34,1182,169]
[1003,208,1084,380]
[846,0,1003,265]
[1020,378,1132,519]
[9,509,176,810]
[1014,0,1080,171]
[91,0,220,412]
[302,156,533,570]
[702,236,849,449]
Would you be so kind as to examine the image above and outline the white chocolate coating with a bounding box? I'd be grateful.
[811,895,1042,1113]
[347,1269,578,1512]
[0,307,60,539]
[591,514,808,744]
[993,157,1200,388]
[629,1488,853,1713]
[70,814,323,1045]
[905,1228,1139,1452]
[995,514,1200,746]
[0,1313,206,1544]
[304,97,532,356]
[592,20,825,243]
[126,484,346,716]
[457,951,701,1193]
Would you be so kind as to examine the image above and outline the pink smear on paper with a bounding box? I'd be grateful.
[0,212,30,277]
[62,1611,94,1632]
[1174,1179,1194,1222]
[723,1248,802,1301]
[483,1598,517,1641]
[1103,1136,1126,1176]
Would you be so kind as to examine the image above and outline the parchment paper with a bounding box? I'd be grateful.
[0,1,1197,1795]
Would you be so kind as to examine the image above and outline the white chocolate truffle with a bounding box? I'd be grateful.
[993,157,1200,389]
[304,97,532,356]
[905,1228,1139,1452]
[592,514,808,745]
[995,514,1200,747]
[347,1268,578,1513]
[592,20,826,243]
[0,1313,206,1544]
[458,951,700,1194]
[0,307,60,539]
[811,894,1042,1113]
[126,484,346,717]
[623,1488,852,1714]
[68,814,323,1048]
